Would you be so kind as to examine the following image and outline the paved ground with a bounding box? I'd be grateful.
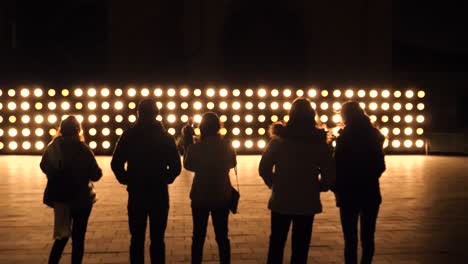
[0,155,467,263]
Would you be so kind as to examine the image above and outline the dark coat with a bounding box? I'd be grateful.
[259,123,336,215]
[40,137,102,208]
[111,120,181,208]
[184,136,236,209]
[333,124,386,208]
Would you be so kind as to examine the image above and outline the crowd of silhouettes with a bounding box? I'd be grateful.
[41,97,386,264]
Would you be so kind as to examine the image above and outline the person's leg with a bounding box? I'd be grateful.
[290,214,315,264]
[191,207,210,264]
[267,211,292,264]
[148,206,169,264]
[340,207,359,264]
[211,208,231,264]
[360,206,380,264]
[128,204,148,264]
[70,206,92,264]
[48,238,69,264]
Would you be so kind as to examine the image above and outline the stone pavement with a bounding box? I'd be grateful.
[0,155,467,263]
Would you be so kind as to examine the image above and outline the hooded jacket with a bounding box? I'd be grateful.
[111,120,181,208]
[259,123,335,215]
[333,123,386,208]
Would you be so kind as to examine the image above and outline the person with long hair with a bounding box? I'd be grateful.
[111,99,181,263]
[259,98,335,264]
[333,101,386,264]
[40,115,102,264]
[184,112,237,264]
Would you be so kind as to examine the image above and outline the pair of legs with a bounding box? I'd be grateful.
[267,211,315,264]
[340,205,380,264]
[128,203,169,264]
[48,206,92,264]
[191,207,230,264]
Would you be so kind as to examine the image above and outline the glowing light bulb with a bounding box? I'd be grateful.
[308,89,317,97]
[357,90,366,98]
[101,88,110,97]
[232,140,241,149]
[127,88,137,97]
[102,141,111,149]
[74,89,83,97]
[181,88,190,97]
[88,88,97,97]
[206,88,215,97]
[141,88,149,97]
[34,88,43,97]
[257,140,266,148]
[20,88,30,97]
[416,140,424,148]
[154,88,163,97]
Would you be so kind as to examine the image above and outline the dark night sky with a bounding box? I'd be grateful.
[2,1,468,79]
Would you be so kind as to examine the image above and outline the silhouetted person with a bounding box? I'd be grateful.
[181,117,195,154]
[333,101,386,264]
[40,115,102,264]
[259,98,335,264]
[111,99,181,264]
[184,112,236,264]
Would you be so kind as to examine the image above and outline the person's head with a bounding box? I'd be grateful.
[137,99,159,123]
[199,112,221,140]
[341,101,372,127]
[287,97,317,128]
[56,115,84,141]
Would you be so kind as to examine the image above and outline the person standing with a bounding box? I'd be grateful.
[333,101,386,264]
[181,117,196,154]
[111,99,181,264]
[259,98,335,264]
[184,112,236,264]
[41,115,102,264]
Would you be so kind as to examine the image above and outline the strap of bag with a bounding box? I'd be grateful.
[234,166,240,194]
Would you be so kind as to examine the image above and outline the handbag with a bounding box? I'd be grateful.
[229,167,240,214]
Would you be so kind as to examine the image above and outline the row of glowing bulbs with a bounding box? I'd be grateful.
[0,123,425,138]
[1,87,425,99]
[0,112,425,126]
[0,138,425,152]
[0,100,425,113]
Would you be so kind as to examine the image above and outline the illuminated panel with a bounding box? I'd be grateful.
[0,86,427,154]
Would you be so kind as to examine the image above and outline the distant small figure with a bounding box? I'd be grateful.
[111,99,181,264]
[40,115,102,264]
[259,98,335,264]
[184,112,237,264]
[181,117,196,154]
[333,101,386,264]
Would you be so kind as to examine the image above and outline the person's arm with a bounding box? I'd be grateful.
[163,135,182,184]
[228,145,237,169]
[40,146,54,177]
[183,144,197,172]
[374,133,386,177]
[258,139,278,189]
[111,132,129,185]
[318,141,336,192]
[83,144,102,182]
[40,141,61,178]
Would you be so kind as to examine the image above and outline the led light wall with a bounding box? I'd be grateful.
[0,87,427,154]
